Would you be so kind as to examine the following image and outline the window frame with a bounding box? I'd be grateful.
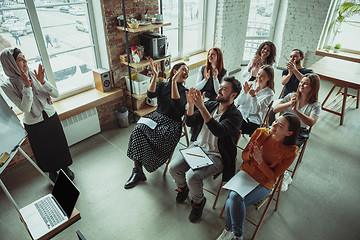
[162,0,207,60]
[2,0,108,101]
[241,0,281,65]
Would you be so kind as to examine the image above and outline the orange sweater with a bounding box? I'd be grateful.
[240,128,298,189]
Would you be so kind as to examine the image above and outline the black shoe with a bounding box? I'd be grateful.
[189,197,206,223]
[124,167,147,189]
[49,172,58,183]
[62,167,75,181]
[175,186,189,203]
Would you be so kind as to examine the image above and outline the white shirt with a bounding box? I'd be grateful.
[281,92,321,129]
[237,85,274,125]
[194,108,223,157]
[1,81,59,125]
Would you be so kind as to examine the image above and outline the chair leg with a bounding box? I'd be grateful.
[220,194,229,218]
[290,139,308,179]
[183,125,190,147]
[250,177,282,240]
[212,182,225,209]
[163,150,175,177]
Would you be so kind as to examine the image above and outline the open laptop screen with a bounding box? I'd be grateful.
[52,170,80,217]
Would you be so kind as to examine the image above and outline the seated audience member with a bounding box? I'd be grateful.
[217,113,300,240]
[242,41,276,82]
[0,48,74,182]
[169,77,243,223]
[281,49,314,98]
[273,73,321,147]
[237,65,275,135]
[124,60,189,189]
[195,47,228,101]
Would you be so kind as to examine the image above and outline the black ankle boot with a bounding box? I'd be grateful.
[62,167,75,181]
[49,172,58,183]
[124,167,147,189]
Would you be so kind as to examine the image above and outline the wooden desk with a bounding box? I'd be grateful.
[311,57,360,125]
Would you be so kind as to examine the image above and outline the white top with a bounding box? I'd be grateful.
[194,108,223,157]
[194,66,229,94]
[241,56,260,82]
[237,84,274,125]
[1,81,59,125]
[281,92,321,129]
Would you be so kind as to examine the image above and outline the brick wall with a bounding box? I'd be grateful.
[97,98,125,131]
[214,0,250,73]
[274,0,332,69]
[100,0,159,88]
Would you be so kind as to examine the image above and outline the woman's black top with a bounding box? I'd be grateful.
[147,81,188,122]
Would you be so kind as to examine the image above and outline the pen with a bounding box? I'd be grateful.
[186,153,205,158]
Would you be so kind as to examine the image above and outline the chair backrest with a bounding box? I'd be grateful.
[261,101,274,128]
[279,85,285,99]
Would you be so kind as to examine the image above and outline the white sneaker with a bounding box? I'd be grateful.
[216,228,233,240]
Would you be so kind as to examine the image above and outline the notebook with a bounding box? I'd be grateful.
[180,146,214,170]
[20,169,80,240]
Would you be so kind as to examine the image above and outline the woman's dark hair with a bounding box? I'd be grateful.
[256,41,276,65]
[282,113,301,146]
[297,73,320,104]
[259,65,274,92]
[168,62,187,84]
[205,47,224,80]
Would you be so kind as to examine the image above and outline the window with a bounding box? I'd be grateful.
[0,0,99,98]
[318,0,360,53]
[242,0,280,63]
[161,0,206,59]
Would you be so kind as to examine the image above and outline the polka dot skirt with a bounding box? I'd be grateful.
[127,111,182,172]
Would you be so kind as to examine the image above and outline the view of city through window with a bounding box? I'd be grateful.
[0,0,96,97]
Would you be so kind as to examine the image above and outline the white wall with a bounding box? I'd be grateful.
[214,0,332,71]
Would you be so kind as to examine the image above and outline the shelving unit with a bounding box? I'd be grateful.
[120,0,169,118]
[116,22,170,33]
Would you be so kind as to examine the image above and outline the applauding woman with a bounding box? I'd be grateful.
[0,48,74,182]
[237,65,275,135]
[273,73,321,146]
[125,60,189,189]
[195,47,228,101]
[217,113,300,240]
[242,41,276,82]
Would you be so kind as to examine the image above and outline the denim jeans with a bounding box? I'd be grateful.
[225,185,271,239]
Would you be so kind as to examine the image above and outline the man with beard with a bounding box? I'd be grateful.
[169,76,243,223]
[281,49,314,98]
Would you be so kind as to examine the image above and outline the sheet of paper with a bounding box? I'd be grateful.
[180,146,214,170]
[223,171,259,197]
[137,117,157,129]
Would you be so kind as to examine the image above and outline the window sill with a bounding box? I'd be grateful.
[172,52,208,70]
[54,88,123,121]
[316,50,360,63]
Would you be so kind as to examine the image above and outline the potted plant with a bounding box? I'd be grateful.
[327,2,360,49]
[334,43,341,53]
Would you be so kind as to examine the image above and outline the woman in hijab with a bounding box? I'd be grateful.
[0,48,74,182]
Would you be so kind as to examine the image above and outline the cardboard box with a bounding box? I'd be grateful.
[126,96,146,110]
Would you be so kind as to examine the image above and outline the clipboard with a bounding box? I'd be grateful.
[179,146,214,170]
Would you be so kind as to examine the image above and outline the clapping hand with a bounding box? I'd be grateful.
[204,68,211,80]
[192,89,206,109]
[291,92,299,110]
[286,61,296,73]
[186,88,196,106]
[19,69,31,88]
[34,63,45,84]
[148,58,159,77]
[243,82,253,94]
[212,68,219,80]
[249,141,263,164]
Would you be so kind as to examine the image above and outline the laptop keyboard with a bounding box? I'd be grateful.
[35,197,65,229]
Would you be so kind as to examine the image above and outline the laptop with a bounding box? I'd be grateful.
[20,169,80,240]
